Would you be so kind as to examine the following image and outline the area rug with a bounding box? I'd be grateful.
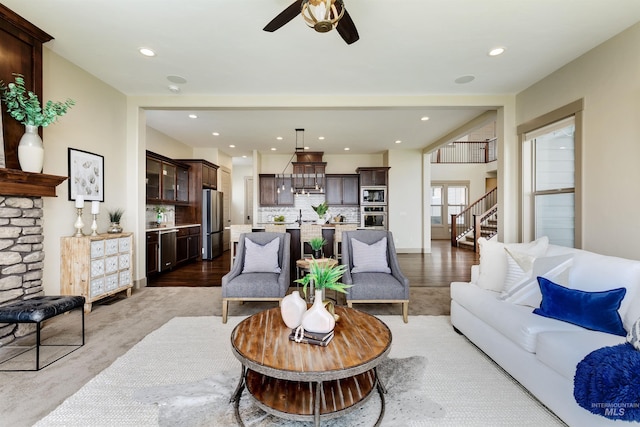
[35,316,564,426]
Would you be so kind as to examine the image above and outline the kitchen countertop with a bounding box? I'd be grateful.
[145,223,201,232]
[254,222,361,230]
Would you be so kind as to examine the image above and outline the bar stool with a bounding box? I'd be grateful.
[229,224,252,269]
[333,223,358,261]
[300,223,323,259]
[265,223,287,233]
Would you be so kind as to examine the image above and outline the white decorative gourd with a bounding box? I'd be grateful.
[280,291,307,329]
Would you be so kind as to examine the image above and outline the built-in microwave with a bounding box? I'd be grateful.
[361,186,387,205]
[361,206,387,229]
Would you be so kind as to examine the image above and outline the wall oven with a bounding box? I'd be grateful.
[361,206,387,229]
[361,186,387,205]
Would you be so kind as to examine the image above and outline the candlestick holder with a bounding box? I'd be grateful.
[74,208,85,237]
[90,214,99,236]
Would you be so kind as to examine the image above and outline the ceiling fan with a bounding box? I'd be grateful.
[263,0,359,45]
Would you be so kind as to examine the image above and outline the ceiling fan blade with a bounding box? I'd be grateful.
[263,0,304,32]
[336,8,359,44]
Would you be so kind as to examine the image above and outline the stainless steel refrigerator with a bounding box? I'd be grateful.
[202,189,223,259]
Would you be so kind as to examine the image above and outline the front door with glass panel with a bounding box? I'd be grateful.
[431,182,468,240]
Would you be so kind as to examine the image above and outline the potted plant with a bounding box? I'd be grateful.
[312,201,328,224]
[273,215,285,223]
[0,73,75,173]
[308,236,327,259]
[107,209,124,234]
[294,261,351,333]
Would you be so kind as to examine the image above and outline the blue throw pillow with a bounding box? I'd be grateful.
[533,277,627,336]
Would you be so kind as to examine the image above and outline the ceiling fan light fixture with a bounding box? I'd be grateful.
[301,0,345,33]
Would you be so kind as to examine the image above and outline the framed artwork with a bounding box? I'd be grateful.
[68,148,104,201]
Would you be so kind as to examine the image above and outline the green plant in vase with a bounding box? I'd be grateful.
[308,236,327,259]
[0,73,75,173]
[107,209,124,234]
[311,201,328,224]
[295,261,351,300]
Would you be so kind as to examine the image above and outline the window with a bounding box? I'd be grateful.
[431,182,469,239]
[521,109,581,248]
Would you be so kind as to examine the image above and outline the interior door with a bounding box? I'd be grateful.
[245,177,253,224]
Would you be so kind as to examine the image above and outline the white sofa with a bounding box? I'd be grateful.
[450,238,640,427]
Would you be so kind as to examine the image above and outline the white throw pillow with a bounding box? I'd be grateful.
[503,248,536,290]
[500,254,573,307]
[626,317,640,351]
[476,236,549,292]
[351,237,391,273]
[242,237,281,273]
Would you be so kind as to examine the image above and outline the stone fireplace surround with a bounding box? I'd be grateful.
[0,196,45,344]
[0,169,67,346]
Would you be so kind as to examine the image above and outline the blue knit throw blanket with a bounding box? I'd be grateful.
[574,343,640,421]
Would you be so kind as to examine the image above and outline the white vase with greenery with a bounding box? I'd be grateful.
[295,260,350,333]
[0,73,75,173]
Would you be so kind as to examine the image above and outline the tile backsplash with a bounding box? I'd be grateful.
[146,204,175,227]
[258,194,359,224]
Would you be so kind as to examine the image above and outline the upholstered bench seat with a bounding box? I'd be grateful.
[0,296,85,371]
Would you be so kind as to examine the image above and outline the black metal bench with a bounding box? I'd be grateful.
[0,296,85,371]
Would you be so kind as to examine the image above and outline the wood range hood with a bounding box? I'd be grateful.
[0,168,67,197]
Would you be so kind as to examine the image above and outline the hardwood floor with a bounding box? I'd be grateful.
[147,240,479,287]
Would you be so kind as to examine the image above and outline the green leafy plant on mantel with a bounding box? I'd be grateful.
[108,209,124,224]
[0,73,75,127]
[294,261,351,299]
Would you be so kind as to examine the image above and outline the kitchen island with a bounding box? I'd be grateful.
[251,223,361,280]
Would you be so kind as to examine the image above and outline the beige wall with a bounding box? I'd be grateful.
[41,49,128,295]
[516,22,640,259]
[145,126,193,159]
[387,149,424,252]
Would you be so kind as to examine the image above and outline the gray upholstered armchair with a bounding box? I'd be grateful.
[341,230,409,322]
[221,232,291,323]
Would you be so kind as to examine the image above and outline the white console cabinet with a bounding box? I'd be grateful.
[61,233,133,313]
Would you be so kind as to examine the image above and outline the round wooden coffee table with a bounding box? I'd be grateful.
[230,306,392,426]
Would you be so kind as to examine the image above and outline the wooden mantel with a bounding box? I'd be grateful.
[0,168,67,197]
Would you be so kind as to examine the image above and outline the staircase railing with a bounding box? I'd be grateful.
[472,205,498,251]
[450,187,497,248]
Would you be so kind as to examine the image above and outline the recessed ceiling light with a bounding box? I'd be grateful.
[188,114,197,119]
[455,75,475,84]
[421,116,430,121]
[167,75,187,84]
[395,140,402,144]
[212,132,220,136]
[318,136,325,140]
[139,48,156,57]
[344,147,350,151]
[271,148,277,151]
[168,85,180,93]
[229,144,235,148]
[276,136,283,140]
[489,47,506,56]
[242,155,247,158]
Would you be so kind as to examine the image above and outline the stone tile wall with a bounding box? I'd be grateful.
[0,196,44,345]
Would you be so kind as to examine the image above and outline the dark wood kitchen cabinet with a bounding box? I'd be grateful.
[176,226,201,265]
[259,174,294,206]
[325,174,359,206]
[356,167,390,186]
[292,163,326,190]
[146,231,159,276]
[146,151,190,205]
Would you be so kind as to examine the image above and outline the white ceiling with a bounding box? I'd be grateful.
[4,0,640,159]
